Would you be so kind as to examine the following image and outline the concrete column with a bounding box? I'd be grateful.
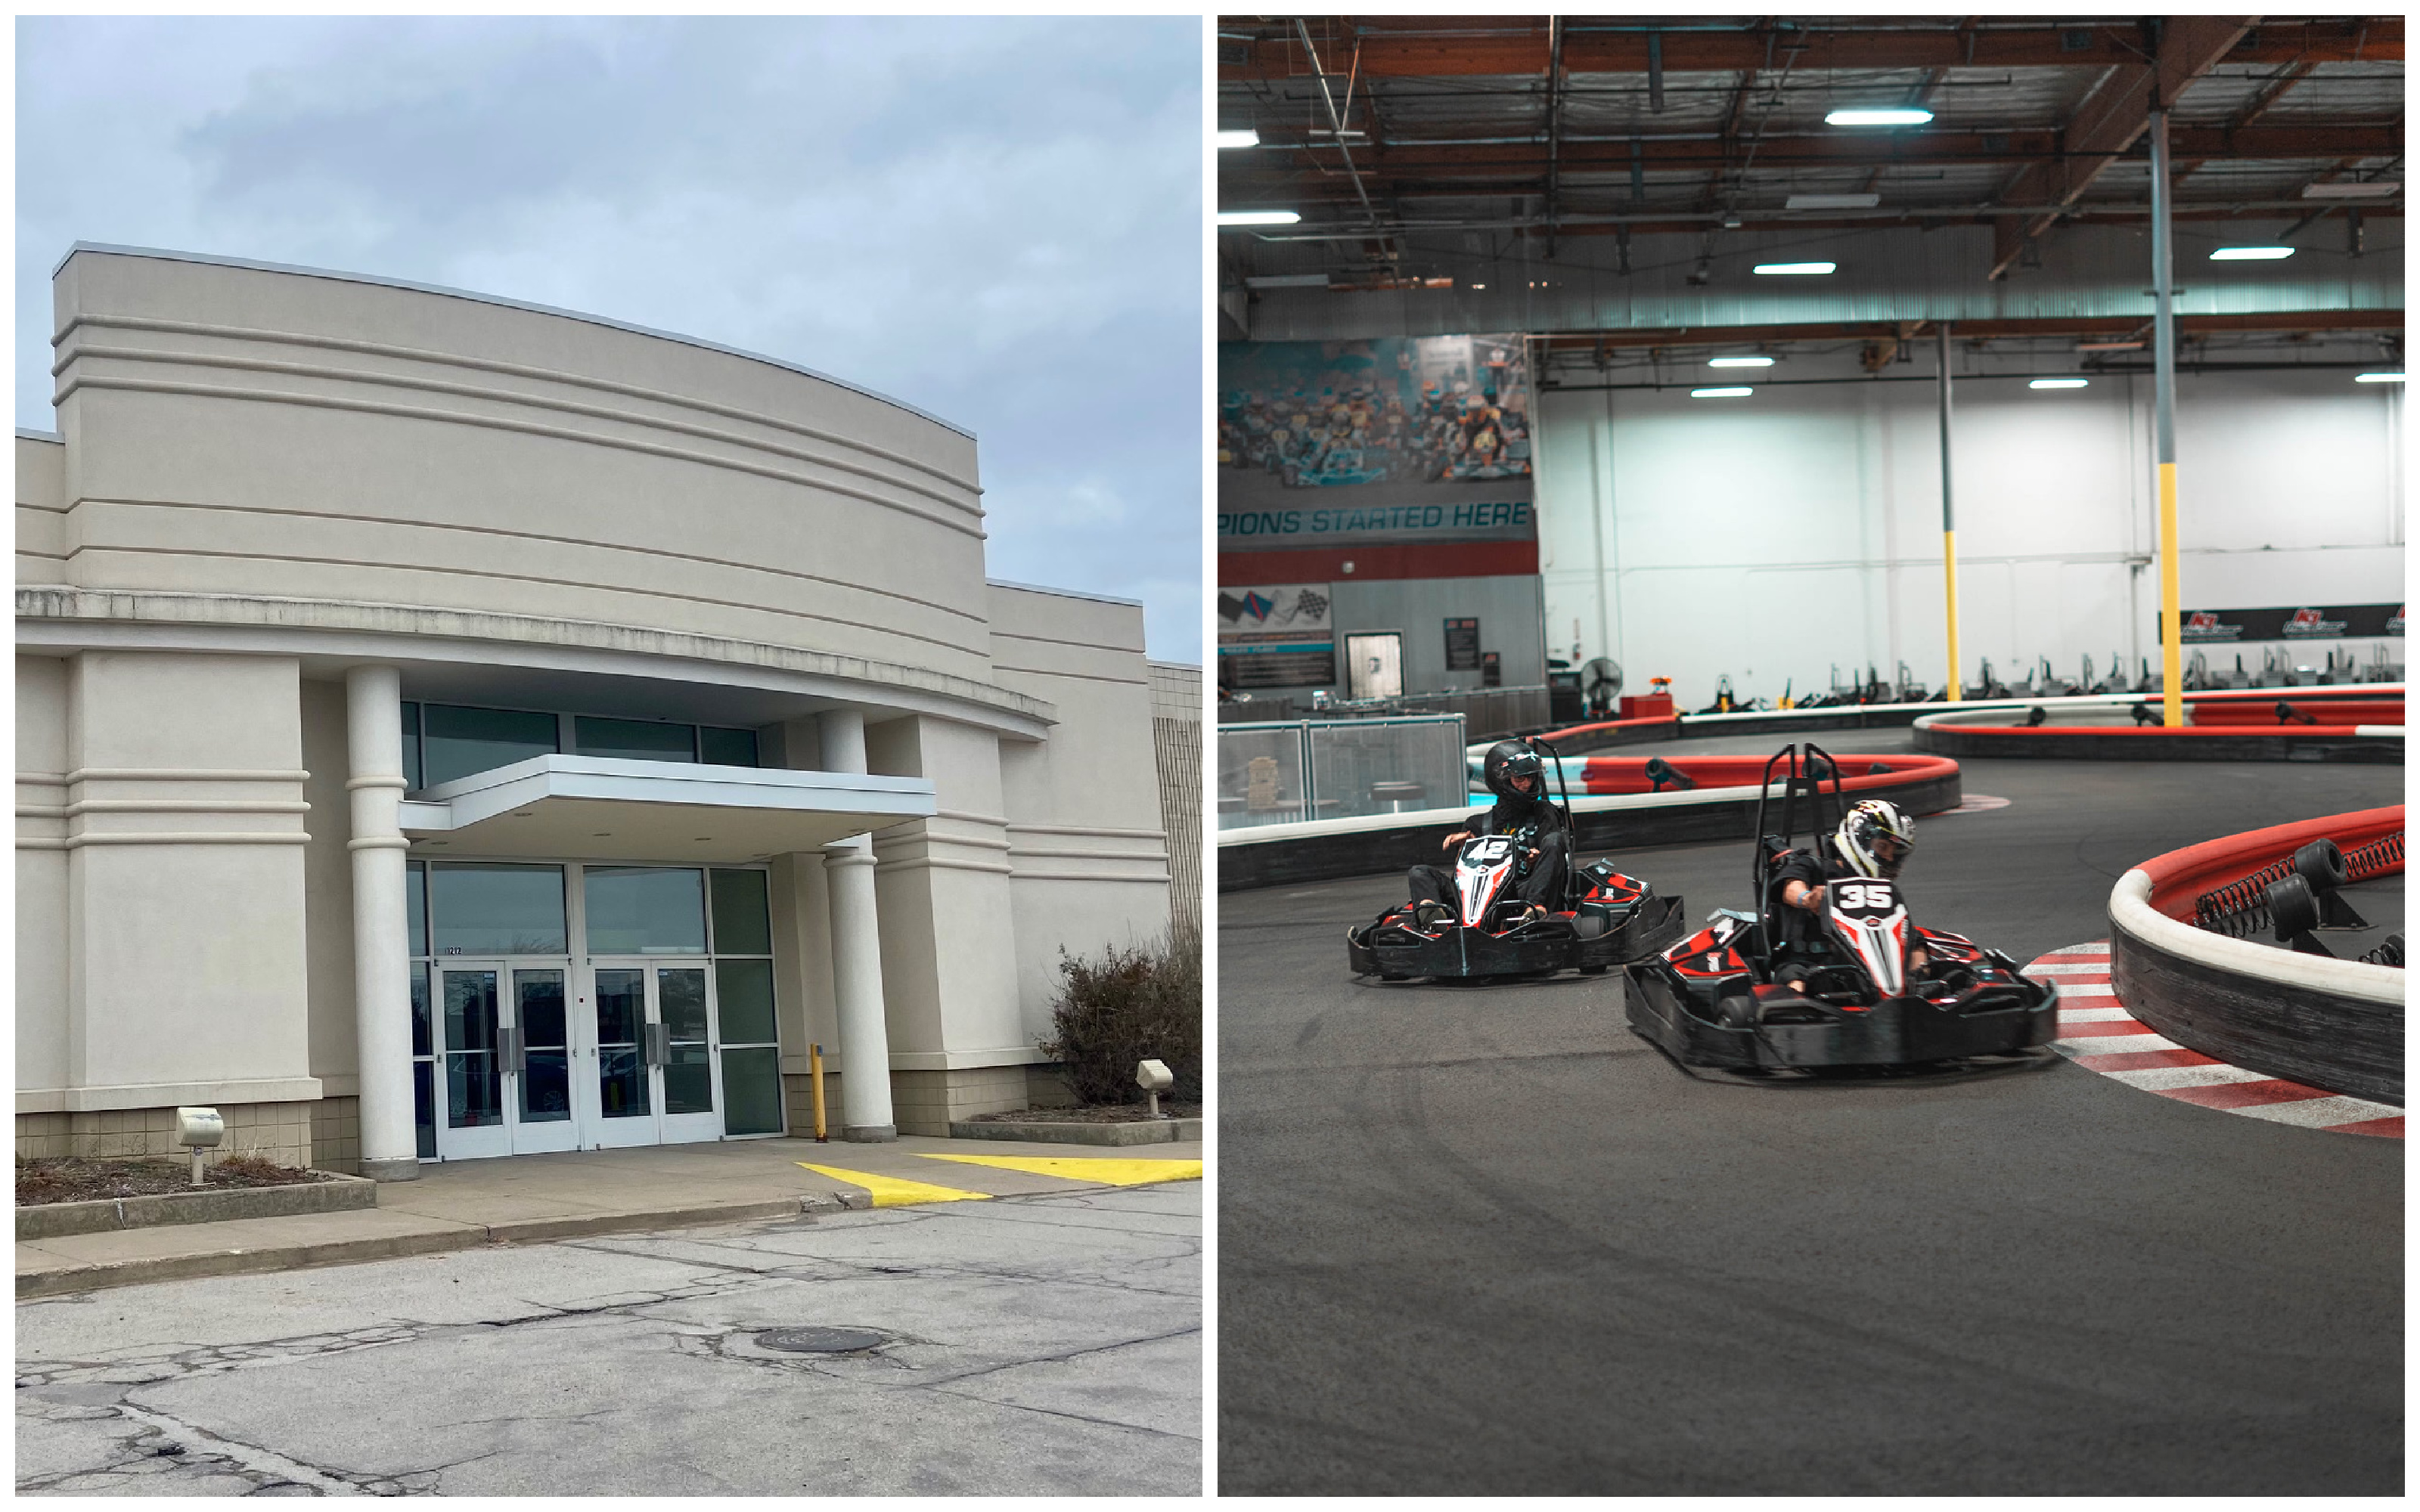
[819,708,895,1142]
[344,666,419,1181]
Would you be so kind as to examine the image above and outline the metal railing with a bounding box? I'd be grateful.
[1216,714,1469,831]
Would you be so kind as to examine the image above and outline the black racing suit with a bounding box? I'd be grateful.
[1408,796,1573,917]
[1766,843,1852,980]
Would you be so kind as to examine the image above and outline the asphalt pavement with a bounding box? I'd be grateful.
[1218,740,2403,1495]
[19,1183,1201,1495]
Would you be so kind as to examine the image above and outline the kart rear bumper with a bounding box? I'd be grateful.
[1349,893,1686,979]
[1624,965,2056,1068]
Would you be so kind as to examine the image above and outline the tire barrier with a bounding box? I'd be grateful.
[1217,754,1960,891]
[2108,806,2405,1105]
[1914,688,2403,763]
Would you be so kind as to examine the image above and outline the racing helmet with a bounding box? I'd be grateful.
[1481,740,1546,804]
[1833,798,1914,878]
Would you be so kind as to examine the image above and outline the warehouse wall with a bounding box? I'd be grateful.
[1535,367,2404,705]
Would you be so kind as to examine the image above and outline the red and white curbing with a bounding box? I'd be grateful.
[2031,941,2403,1138]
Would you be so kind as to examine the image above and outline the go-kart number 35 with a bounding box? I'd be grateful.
[1830,881,1900,916]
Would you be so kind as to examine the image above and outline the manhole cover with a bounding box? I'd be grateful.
[754,1327,888,1354]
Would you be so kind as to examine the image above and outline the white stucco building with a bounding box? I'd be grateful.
[17,245,1181,1179]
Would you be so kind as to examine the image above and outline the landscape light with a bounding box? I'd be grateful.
[2354,372,2406,383]
[1691,386,1754,398]
[1707,356,1773,367]
[1826,107,1933,126]
[1215,129,1260,150]
[2208,246,2294,260]
[2029,379,2090,390]
[1753,262,1837,275]
[1218,209,1302,227]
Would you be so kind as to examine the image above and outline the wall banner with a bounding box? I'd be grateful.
[2164,603,2404,643]
[1217,584,1336,689]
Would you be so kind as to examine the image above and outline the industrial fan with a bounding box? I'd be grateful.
[1579,658,1623,717]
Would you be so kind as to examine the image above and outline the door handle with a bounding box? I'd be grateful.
[503,1027,524,1076]
[644,1023,669,1067]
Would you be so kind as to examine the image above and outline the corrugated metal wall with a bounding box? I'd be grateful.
[1149,661,1203,931]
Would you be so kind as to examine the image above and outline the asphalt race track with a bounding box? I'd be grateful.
[1218,736,2403,1495]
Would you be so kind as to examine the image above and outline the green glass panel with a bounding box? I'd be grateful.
[664,1043,714,1114]
[584,867,706,955]
[659,968,709,1043]
[700,727,759,767]
[410,962,431,1058]
[709,869,772,956]
[594,969,644,1047]
[421,705,558,787]
[715,959,778,1046]
[406,860,427,958]
[414,1063,436,1158]
[721,1046,784,1136]
[401,702,422,789]
[430,864,567,956]
[574,716,696,763]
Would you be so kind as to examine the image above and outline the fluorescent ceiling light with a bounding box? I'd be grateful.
[1707,356,1773,367]
[2029,378,2090,389]
[2208,246,2294,260]
[2301,180,2400,200]
[1753,262,1837,275]
[1785,193,1882,210]
[2075,340,2143,352]
[1691,386,1754,398]
[1244,273,1329,289]
[2355,372,2406,383]
[1215,129,1260,150]
[1218,209,1302,227]
[1826,107,1933,126]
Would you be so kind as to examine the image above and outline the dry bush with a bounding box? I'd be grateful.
[1039,924,1202,1105]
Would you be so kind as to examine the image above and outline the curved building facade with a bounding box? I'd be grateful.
[17,245,1177,1176]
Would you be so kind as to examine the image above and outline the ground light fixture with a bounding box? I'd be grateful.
[1215,128,1259,149]
[1753,262,1836,275]
[1218,209,1301,227]
[1825,107,1933,126]
[1708,356,1773,367]
[1691,386,1754,398]
[2030,378,2090,389]
[2355,372,2406,383]
[2209,246,2295,260]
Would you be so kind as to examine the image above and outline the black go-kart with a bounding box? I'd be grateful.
[1347,737,1686,981]
[1624,742,2055,1072]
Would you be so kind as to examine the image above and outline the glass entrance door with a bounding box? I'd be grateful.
[436,962,579,1160]
[582,962,723,1147]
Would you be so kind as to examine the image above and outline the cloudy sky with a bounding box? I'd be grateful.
[17,16,1204,659]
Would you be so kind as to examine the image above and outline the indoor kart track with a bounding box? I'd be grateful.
[1218,733,2402,1497]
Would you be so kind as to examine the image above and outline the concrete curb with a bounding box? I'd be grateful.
[946,1118,1205,1146]
[17,1192,875,1300]
[17,1172,377,1241]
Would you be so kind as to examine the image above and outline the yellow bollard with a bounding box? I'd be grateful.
[811,1042,829,1142]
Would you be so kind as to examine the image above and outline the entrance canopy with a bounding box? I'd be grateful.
[400,754,936,862]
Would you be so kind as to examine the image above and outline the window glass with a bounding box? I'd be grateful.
[574,716,696,764]
[583,867,706,955]
[709,869,773,956]
[422,705,558,787]
[721,1046,784,1136]
[406,861,427,958]
[700,727,760,767]
[413,1062,436,1159]
[410,962,431,1058]
[715,958,778,1045]
[400,702,422,789]
[430,864,568,956]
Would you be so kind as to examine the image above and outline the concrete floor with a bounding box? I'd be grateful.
[18,1182,1201,1496]
[1218,742,2403,1495]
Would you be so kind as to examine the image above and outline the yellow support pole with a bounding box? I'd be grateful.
[1943,528,1962,702]
[810,1042,829,1142]
[2158,463,2183,727]
[1937,324,1962,702]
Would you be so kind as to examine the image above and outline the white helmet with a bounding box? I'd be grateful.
[1834,799,1914,879]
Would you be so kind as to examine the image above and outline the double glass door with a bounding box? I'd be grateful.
[434,960,721,1157]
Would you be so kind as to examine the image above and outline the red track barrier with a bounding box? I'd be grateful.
[2134,805,2405,922]
[1564,752,1956,797]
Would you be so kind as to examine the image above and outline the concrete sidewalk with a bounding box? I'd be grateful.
[16,1135,1202,1299]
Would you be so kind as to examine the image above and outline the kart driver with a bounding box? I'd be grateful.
[1770,798,1922,990]
[1407,740,1571,927]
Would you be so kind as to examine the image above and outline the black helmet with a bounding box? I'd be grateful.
[1482,740,1546,804]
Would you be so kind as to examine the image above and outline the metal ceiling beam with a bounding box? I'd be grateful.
[1531,308,2406,352]
[1218,17,2402,79]
[1987,15,2259,280]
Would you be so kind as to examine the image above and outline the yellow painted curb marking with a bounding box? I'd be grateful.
[796,1163,992,1208]
[915,1154,1204,1188]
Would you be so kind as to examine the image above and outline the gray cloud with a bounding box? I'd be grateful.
[17,15,1203,659]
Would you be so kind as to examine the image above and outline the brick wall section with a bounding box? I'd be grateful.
[309,1097,361,1176]
[890,1067,1028,1136]
[17,1101,314,1170]
[1149,660,1203,932]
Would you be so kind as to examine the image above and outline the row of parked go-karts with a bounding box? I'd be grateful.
[1344,739,2058,1077]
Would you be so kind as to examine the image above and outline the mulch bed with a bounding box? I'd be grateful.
[16,1155,338,1207]
[962,1103,1202,1125]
